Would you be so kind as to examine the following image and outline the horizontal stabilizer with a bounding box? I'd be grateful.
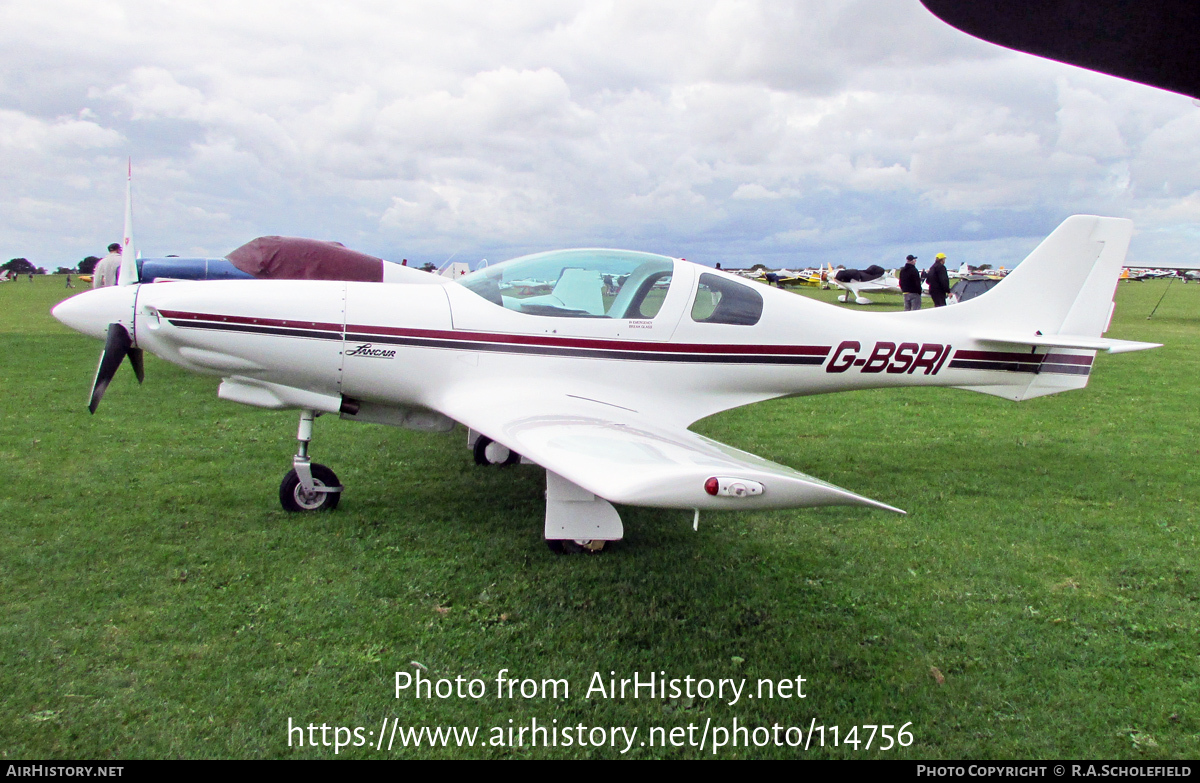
[972,331,1161,354]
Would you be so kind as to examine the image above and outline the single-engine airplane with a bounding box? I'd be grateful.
[750,268,823,289]
[829,263,908,305]
[53,183,1159,551]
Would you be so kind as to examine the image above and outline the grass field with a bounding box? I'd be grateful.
[1,274,1198,759]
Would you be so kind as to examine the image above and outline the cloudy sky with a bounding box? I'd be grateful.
[2,0,1198,271]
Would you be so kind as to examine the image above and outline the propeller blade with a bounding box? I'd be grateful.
[128,347,145,384]
[89,323,133,414]
[119,157,139,286]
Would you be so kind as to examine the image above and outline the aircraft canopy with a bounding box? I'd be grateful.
[458,249,677,319]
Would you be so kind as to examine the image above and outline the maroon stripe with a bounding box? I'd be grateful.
[159,309,343,333]
[954,349,1042,363]
[158,309,832,358]
[955,348,1096,367]
[1043,353,1094,366]
[346,323,831,356]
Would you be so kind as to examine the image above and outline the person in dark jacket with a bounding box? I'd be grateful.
[899,254,922,311]
[926,253,951,307]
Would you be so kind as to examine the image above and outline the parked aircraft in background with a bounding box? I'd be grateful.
[748,268,824,289]
[948,275,1003,304]
[828,263,909,305]
[438,261,473,279]
[1122,265,1200,281]
[1122,268,1177,281]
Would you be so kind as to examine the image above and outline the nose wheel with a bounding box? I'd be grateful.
[280,409,343,512]
[280,463,341,512]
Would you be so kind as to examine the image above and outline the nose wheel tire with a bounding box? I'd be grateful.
[473,435,521,466]
[280,463,342,512]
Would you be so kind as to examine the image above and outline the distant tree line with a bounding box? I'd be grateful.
[3,256,101,275]
[3,258,35,274]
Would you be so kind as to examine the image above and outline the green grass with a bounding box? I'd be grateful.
[1,274,1198,759]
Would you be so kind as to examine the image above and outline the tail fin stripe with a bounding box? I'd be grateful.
[949,358,1092,376]
[950,359,1042,373]
[1043,353,1094,366]
[953,349,1095,366]
[1040,363,1092,376]
[955,349,1044,363]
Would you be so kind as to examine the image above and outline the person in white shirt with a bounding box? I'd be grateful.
[93,243,122,287]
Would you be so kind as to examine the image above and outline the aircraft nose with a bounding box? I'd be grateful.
[52,286,138,341]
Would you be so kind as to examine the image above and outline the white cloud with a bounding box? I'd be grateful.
[732,184,785,200]
[0,110,123,152]
[0,0,1197,269]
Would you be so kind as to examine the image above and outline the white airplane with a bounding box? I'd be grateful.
[54,201,1159,552]
[828,264,908,305]
[1122,264,1200,280]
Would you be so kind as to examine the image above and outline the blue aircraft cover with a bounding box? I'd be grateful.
[138,257,255,283]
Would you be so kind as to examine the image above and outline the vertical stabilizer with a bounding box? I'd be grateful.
[942,215,1132,337]
[930,216,1139,401]
[1058,217,1132,336]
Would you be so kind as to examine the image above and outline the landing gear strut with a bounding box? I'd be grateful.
[543,471,621,554]
[279,408,342,512]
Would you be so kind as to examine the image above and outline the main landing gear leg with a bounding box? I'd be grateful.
[543,470,623,554]
[279,408,343,512]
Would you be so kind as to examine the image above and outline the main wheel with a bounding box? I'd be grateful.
[546,539,607,554]
[279,463,341,512]
[473,435,521,466]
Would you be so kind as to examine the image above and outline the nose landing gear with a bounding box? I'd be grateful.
[280,408,342,512]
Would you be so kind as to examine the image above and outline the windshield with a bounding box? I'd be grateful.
[458,249,676,319]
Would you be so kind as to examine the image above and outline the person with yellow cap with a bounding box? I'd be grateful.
[926,252,951,307]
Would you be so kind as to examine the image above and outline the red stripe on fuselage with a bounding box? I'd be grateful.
[346,323,831,356]
[157,310,832,357]
[158,309,343,333]
[953,349,1094,366]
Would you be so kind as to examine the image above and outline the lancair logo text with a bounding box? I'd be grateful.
[346,344,396,359]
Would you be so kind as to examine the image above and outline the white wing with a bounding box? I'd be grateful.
[435,387,903,514]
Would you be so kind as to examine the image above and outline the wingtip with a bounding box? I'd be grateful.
[843,490,906,515]
[1106,341,1162,353]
